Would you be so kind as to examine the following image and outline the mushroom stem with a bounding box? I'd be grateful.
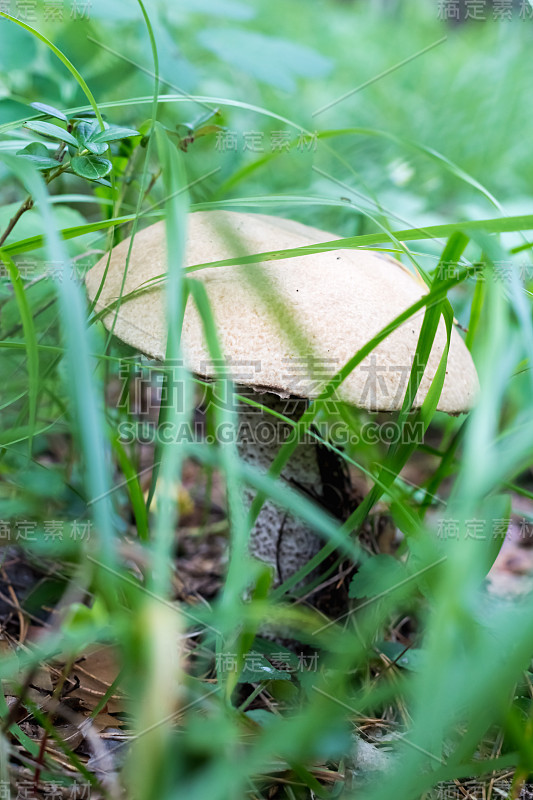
[235,389,351,587]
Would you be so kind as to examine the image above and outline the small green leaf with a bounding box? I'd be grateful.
[63,596,109,632]
[244,709,276,727]
[180,107,221,132]
[18,141,49,156]
[89,125,140,144]
[68,111,98,121]
[239,652,292,683]
[16,141,59,170]
[24,120,79,147]
[252,637,300,672]
[85,141,108,155]
[75,120,107,155]
[195,124,224,138]
[349,554,410,599]
[70,154,112,180]
[30,101,68,122]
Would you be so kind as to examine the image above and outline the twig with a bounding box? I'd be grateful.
[0,196,34,249]
[0,144,72,251]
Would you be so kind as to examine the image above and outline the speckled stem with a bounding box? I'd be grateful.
[236,390,345,587]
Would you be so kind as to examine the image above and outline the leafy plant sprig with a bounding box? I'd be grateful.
[0,102,139,249]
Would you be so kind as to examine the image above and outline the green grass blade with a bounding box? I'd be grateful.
[0,13,104,130]
[0,249,39,454]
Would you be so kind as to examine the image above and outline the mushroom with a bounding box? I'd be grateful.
[86,210,479,585]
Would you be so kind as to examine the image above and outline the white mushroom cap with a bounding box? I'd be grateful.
[86,210,479,414]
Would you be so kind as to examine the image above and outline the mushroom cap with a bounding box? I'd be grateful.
[86,210,479,413]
